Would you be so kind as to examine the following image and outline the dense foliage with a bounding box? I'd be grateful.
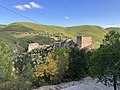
[1,22,120,90]
[0,44,90,89]
[0,41,12,81]
[68,48,91,79]
[0,22,109,48]
[89,31,120,90]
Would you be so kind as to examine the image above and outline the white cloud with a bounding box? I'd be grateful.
[23,4,31,9]
[106,24,120,28]
[29,2,43,9]
[65,16,69,20]
[14,2,43,10]
[14,5,25,10]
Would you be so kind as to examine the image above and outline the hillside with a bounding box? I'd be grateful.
[1,22,119,50]
[105,27,120,32]
[3,22,65,33]
[0,24,6,29]
[65,25,107,48]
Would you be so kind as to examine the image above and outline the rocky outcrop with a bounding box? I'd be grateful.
[33,77,113,90]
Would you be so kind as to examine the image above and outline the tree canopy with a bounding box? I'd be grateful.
[0,41,13,81]
[89,31,120,90]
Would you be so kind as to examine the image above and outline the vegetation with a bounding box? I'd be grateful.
[0,41,12,81]
[0,24,6,29]
[17,35,54,51]
[68,48,91,79]
[89,31,120,90]
[66,25,107,48]
[1,22,120,89]
[2,22,120,49]
[105,27,120,32]
[0,22,111,49]
[1,22,120,49]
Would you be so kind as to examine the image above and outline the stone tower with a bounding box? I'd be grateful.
[77,36,92,49]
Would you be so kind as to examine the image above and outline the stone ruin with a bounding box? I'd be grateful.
[77,36,92,49]
[27,43,51,52]
[27,36,92,52]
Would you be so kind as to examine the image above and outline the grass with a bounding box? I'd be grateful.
[105,27,120,32]
[0,25,6,29]
[65,25,108,48]
[17,35,54,50]
[1,22,116,49]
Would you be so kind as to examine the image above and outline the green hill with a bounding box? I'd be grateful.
[0,24,6,29]
[0,22,114,50]
[65,25,108,48]
[3,22,65,33]
[105,27,120,32]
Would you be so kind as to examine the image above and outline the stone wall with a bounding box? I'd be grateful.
[28,43,40,52]
[77,36,92,49]
[28,43,51,52]
[81,37,92,48]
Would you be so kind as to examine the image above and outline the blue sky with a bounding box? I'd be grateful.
[0,0,120,27]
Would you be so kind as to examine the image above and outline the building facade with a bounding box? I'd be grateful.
[77,36,92,49]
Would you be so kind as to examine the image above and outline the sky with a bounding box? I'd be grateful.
[0,0,120,27]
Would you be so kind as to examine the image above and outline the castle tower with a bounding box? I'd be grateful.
[77,36,92,49]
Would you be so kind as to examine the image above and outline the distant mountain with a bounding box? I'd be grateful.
[1,22,120,49]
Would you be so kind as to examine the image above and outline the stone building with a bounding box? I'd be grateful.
[54,38,77,48]
[77,36,92,49]
[28,43,40,52]
[27,36,92,52]
[27,43,50,52]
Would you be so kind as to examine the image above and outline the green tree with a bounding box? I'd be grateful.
[89,31,120,90]
[14,53,32,75]
[68,47,90,80]
[0,41,13,81]
[52,47,69,83]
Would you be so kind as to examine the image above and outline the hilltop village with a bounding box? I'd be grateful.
[1,22,120,90]
[28,36,92,52]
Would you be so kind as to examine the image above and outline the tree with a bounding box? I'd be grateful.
[35,53,58,85]
[52,47,69,83]
[89,31,120,90]
[14,52,32,75]
[68,47,90,80]
[0,41,13,81]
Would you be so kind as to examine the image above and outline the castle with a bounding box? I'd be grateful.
[77,36,92,49]
[28,36,92,52]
